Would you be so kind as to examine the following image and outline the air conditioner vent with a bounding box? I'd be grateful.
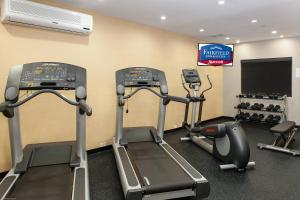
[10,0,81,25]
[210,34,225,38]
[1,0,93,35]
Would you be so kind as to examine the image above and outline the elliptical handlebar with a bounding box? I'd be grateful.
[200,75,213,96]
[0,89,92,116]
[181,74,191,97]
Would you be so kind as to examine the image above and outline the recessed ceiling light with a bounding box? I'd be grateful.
[251,19,258,23]
[218,0,225,5]
[236,40,240,43]
[160,15,167,21]
[271,30,277,34]
[225,37,230,40]
[199,29,205,32]
[280,35,284,38]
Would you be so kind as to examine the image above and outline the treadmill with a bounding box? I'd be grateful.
[0,62,92,200]
[113,67,210,200]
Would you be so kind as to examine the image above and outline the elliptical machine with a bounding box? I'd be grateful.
[180,69,255,171]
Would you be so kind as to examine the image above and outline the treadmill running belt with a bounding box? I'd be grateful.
[6,164,73,200]
[127,142,194,194]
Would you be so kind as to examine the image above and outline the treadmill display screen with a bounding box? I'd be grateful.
[124,68,160,87]
[19,62,77,90]
[22,65,67,81]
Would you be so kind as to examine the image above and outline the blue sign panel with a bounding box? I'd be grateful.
[198,44,234,66]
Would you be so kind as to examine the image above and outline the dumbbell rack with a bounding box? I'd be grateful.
[235,94,288,124]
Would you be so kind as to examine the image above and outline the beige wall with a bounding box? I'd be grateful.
[0,0,223,172]
[223,37,300,124]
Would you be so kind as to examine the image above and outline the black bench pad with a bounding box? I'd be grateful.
[270,121,295,133]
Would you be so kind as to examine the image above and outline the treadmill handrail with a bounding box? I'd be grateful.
[122,87,189,104]
[1,89,92,116]
[123,87,165,99]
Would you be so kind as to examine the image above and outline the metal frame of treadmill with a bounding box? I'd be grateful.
[0,64,90,200]
[113,68,209,200]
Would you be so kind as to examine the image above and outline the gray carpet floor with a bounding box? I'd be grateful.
[1,120,299,199]
[88,121,300,200]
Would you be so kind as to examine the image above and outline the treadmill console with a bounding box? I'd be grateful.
[19,62,84,90]
[182,69,201,84]
[116,67,168,95]
[122,68,160,87]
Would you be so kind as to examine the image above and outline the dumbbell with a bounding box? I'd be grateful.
[238,102,250,109]
[265,115,274,123]
[255,94,264,99]
[250,113,264,122]
[266,104,275,111]
[251,103,259,110]
[273,116,281,123]
[237,103,245,109]
[273,105,281,112]
[250,113,258,122]
[235,113,242,120]
[258,114,264,122]
[246,94,253,98]
[243,112,250,120]
[259,104,265,110]
[245,102,250,108]
[239,112,249,120]
[269,94,279,100]
[251,103,264,110]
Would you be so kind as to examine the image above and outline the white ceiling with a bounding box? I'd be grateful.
[60,0,300,43]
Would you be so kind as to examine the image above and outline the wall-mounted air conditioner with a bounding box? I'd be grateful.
[1,0,93,35]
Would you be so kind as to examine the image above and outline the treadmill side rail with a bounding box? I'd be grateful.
[0,175,18,200]
[160,142,210,199]
[73,168,86,200]
[142,189,195,200]
[113,140,143,199]
[72,155,90,200]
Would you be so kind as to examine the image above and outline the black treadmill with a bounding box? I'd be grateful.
[0,62,92,200]
[113,67,210,200]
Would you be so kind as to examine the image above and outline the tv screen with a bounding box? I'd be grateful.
[241,57,292,97]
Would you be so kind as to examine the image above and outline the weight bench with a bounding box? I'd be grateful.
[257,121,300,156]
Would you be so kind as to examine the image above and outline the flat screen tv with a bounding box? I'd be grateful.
[241,57,292,97]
